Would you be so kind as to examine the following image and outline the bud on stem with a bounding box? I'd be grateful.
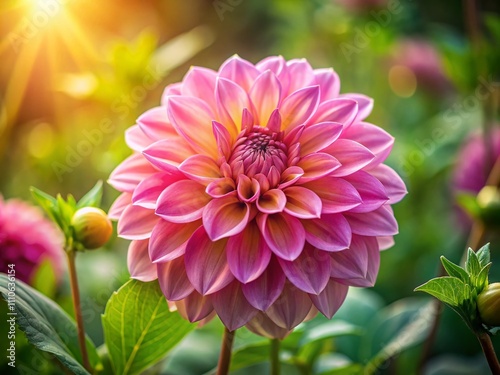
[477,282,500,327]
[71,207,112,250]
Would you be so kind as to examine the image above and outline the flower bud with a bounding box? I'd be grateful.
[477,186,500,227]
[71,207,112,249]
[477,282,500,327]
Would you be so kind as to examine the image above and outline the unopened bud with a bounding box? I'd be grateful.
[477,186,500,226]
[71,207,112,249]
[477,282,500,327]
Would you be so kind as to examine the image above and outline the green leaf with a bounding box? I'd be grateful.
[465,248,481,279]
[30,186,62,228]
[77,181,104,209]
[362,299,435,374]
[0,273,100,375]
[414,277,468,307]
[102,279,194,375]
[300,320,362,346]
[476,243,491,268]
[476,263,492,293]
[440,256,469,284]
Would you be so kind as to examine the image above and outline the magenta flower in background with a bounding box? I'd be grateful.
[391,39,452,95]
[453,127,500,224]
[108,55,407,337]
[0,195,64,284]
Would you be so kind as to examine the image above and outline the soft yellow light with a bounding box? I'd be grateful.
[27,122,55,158]
[388,65,417,98]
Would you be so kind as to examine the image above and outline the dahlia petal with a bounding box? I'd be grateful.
[278,244,331,294]
[339,93,374,122]
[132,171,184,209]
[212,121,232,159]
[258,212,305,261]
[137,107,177,141]
[325,139,375,177]
[368,164,407,204]
[179,154,222,184]
[309,98,358,128]
[237,175,260,202]
[344,171,389,213]
[332,235,380,287]
[302,177,362,213]
[203,195,250,241]
[309,281,349,319]
[219,55,260,91]
[283,186,322,219]
[341,121,394,165]
[345,205,399,236]
[181,66,218,109]
[266,283,312,330]
[314,68,340,101]
[157,256,194,300]
[378,236,395,250]
[297,153,341,183]
[161,82,182,106]
[127,240,157,282]
[175,291,214,322]
[108,192,132,220]
[226,221,271,283]
[266,109,282,133]
[249,70,282,125]
[216,77,252,133]
[212,281,259,331]
[142,139,195,172]
[256,189,286,214]
[206,177,236,198]
[108,153,158,192]
[156,180,211,223]
[125,125,152,152]
[329,235,370,280]
[246,312,292,340]
[185,227,233,295]
[167,95,218,156]
[149,219,200,263]
[302,213,352,251]
[285,59,315,94]
[299,121,343,155]
[118,205,158,240]
[280,86,320,131]
[279,166,304,189]
[256,55,290,94]
[242,257,286,310]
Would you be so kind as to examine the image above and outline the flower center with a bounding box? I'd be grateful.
[229,126,288,178]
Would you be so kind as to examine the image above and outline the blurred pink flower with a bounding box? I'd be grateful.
[109,55,407,336]
[453,128,500,224]
[0,195,64,284]
[392,39,452,95]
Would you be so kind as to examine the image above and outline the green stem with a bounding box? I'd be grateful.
[270,338,281,375]
[216,327,235,375]
[66,249,91,372]
[476,331,500,375]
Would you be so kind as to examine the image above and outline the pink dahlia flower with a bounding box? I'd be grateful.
[108,55,407,336]
[0,195,64,284]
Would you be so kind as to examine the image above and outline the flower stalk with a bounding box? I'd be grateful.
[476,331,500,375]
[66,243,91,372]
[216,327,235,375]
[270,338,281,375]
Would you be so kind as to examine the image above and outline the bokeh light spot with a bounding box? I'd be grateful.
[388,65,417,98]
[28,122,54,158]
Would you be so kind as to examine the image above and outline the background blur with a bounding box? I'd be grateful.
[1,0,500,374]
